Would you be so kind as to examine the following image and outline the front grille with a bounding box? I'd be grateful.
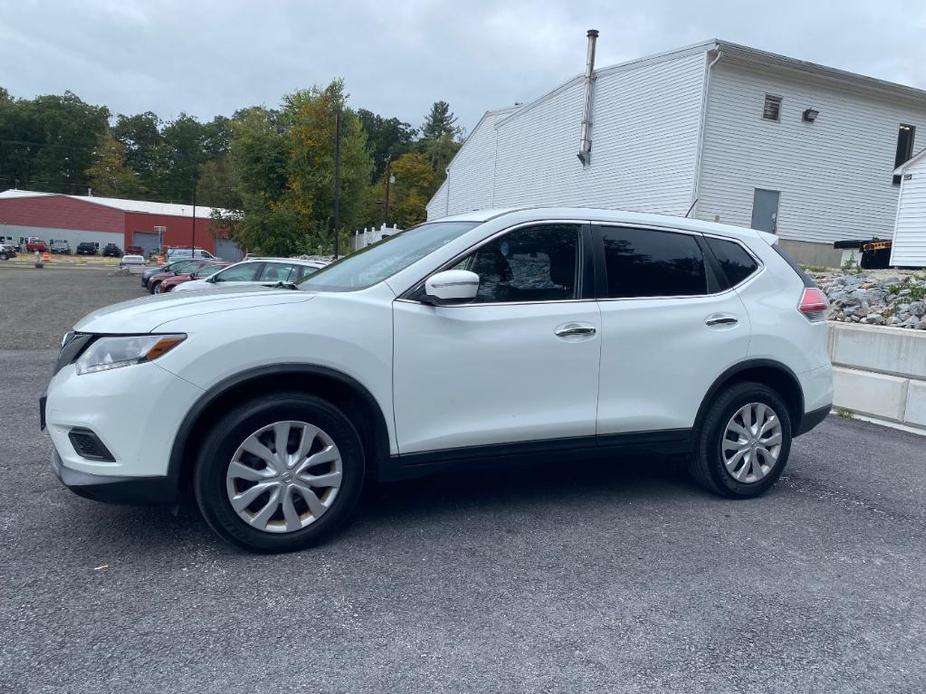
[68,428,115,462]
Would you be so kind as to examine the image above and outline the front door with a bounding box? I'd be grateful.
[750,189,780,233]
[392,223,601,454]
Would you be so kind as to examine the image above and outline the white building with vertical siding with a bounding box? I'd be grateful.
[428,39,926,266]
[890,148,926,267]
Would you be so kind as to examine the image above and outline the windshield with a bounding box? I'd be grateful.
[298,221,479,291]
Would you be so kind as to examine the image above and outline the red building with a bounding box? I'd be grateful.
[0,189,241,259]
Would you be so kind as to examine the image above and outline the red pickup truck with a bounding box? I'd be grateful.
[25,238,48,253]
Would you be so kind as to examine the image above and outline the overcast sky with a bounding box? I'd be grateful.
[2,0,925,134]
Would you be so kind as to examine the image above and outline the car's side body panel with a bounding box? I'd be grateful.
[392,299,602,453]
[153,284,398,455]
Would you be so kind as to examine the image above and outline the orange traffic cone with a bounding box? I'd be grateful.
[41,251,50,263]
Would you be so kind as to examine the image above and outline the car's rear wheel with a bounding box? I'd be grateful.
[193,392,365,553]
[689,382,792,498]
[0,252,7,260]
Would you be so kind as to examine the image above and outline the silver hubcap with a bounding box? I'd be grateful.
[225,420,342,533]
[722,402,783,484]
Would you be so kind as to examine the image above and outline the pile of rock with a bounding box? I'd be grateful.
[810,271,926,330]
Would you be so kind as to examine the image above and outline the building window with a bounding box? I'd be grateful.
[893,124,916,185]
[762,95,782,122]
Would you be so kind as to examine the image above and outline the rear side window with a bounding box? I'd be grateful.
[598,226,707,298]
[705,237,759,288]
[772,244,815,288]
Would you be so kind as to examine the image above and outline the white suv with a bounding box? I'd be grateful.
[43,208,832,553]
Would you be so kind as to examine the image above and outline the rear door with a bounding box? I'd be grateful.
[593,224,751,439]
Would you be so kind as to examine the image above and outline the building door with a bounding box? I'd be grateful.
[750,189,780,233]
[133,232,160,257]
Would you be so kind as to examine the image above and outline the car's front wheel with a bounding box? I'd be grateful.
[689,382,792,498]
[193,392,365,553]
[150,280,162,294]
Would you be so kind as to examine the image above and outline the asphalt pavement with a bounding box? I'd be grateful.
[1,348,924,693]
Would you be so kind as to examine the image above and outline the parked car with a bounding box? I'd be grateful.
[76,242,99,256]
[119,254,146,268]
[166,247,217,261]
[0,242,16,260]
[156,262,229,293]
[142,259,192,288]
[25,238,48,253]
[125,245,145,256]
[145,259,212,293]
[172,257,328,292]
[102,243,122,258]
[50,240,71,255]
[43,207,833,553]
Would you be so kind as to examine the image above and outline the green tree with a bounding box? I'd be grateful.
[416,100,463,210]
[0,91,109,193]
[420,100,461,141]
[112,111,161,182]
[196,156,241,209]
[218,106,291,254]
[152,114,211,201]
[283,80,372,252]
[357,108,416,181]
[379,151,435,228]
[85,132,145,197]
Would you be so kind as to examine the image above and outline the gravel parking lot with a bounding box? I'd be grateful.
[0,265,146,349]
[1,271,924,692]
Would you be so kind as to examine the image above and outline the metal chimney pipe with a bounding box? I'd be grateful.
[577,29,599,165]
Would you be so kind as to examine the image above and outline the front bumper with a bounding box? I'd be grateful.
[45,358,204,479]
[51,449,177,505]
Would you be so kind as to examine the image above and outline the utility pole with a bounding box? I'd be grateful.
[332,105,342,258]
[384,159,394,226]
[191,173,197,253]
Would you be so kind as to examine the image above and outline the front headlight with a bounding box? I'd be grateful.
[75,334,186,375]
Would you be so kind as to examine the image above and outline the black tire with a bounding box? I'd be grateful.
[0,252,7,261]
[193,392,365,553]
[150,280,162,294]
[688,381,792,498]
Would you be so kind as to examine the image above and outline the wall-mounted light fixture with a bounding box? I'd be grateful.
[802,108,820,123]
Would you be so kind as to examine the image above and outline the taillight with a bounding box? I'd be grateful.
[798,287,828,321]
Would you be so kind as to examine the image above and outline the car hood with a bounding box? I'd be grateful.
[74,287,315,334]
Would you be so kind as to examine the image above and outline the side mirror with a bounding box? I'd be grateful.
[424,270,479,305]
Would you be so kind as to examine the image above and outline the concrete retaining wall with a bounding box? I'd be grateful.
[828,322,926,430]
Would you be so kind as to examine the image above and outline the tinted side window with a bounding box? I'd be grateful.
[599,226,707,298]
[454,224,580,303]
[705,237,759,289]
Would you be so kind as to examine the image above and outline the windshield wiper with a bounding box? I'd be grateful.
[268,281,299,290]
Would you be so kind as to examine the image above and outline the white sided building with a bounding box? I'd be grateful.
[428,37,926,266]
[890,148,926,267]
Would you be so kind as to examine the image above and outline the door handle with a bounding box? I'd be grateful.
[554,322,597,338]
[705,314,739,327]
